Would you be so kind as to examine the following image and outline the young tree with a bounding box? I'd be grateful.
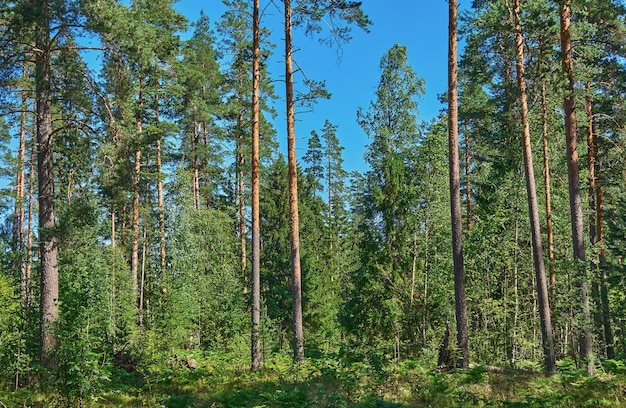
[352,44,425,361]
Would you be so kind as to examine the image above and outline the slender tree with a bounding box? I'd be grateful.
[250,0,262,371]
[559,0,595,374]
[448,0,469,369]
[512,0,555,374]
[284,0,305,363]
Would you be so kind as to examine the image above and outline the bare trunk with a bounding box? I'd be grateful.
[131,83,143,304]
[202,121,210,209]
[465,131,471,232]
[541,79,556,310]
[192,122,200,210]
[448,0,469,369]
[36,4,59,366]
[559,0,594,374]
[250,0,262,372]
[25,141,35,312]
[17,66,28,310]
[111,205,116,248]
[513,0,555,374]
[155,99,166,277]
[138,227,147,327]
[284,0,305,363]
[237,112,247,290]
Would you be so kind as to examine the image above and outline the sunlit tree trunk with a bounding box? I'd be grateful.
[131,81,143,304]
[250,0,262,372]
[540,78,556,310]
[16,65,28,310]
[513,0,555,374]
[35,0,59,367]
[155,97,166,277]
[559,0,594,374]
[448,0,469,369]
[284,0,305,363]
[25,141,35,312]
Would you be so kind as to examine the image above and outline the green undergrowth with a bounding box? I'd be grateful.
[2,355,626,407]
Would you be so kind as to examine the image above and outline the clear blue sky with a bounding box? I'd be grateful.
[176,0,454,174]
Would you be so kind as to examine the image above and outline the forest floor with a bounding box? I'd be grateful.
[3,353,626,407]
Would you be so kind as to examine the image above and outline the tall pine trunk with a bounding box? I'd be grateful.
[284,0,305,363]
[250,0,262,372]
[513,0,555,374]
[35,0,59,367]
[448,0,469,369]
[559,0,595,374]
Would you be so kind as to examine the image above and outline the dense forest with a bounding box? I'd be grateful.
[0,0,625,406]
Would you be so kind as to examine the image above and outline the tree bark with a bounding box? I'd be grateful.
[465,131,471,232]
[155,98,166,277]
[35,0,59,366]
[284,0,305,364]
[540,78,556,310]
[131,82,143,305]
[25,140,35,312]
[559,0,595,374]
[448,0,469,369]
[16,65,28,311]
[237,109,247,290]
[513,0,556,374]
[192,122,200,209]
[250,0,262,372]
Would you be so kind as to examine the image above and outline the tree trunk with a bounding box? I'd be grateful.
[250,0,262,372]
[16,65,28,311]
[559,0,595,374]
[465,131,471,232]
[155,98,166,277]
[131,82,143,304]
[202,121,211,209]
[25,140,35,312]
[448,0,469,369]
[513,0,556,374]
[284,0,305,364]
[35,1,59,366]
[237,110,247,290]
[192,121,200,210]
[138,226,147,327]
[540,78,556,310]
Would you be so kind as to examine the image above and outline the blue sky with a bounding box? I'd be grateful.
[178,1,453,173]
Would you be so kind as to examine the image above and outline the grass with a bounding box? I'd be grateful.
[2,354,626,407]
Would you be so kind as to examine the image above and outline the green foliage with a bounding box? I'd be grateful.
[161,195,246,354]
